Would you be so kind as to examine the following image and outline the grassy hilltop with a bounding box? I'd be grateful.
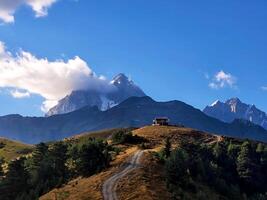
[0,138,33,162]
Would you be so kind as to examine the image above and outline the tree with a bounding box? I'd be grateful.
[0,157,30,200]
[31,142,48,170]
[256,143,267,189]
[74,139,110,177]
[162,137,171,158]
[237,141,261,193]
[165,148,189,187]
[0,157,4,177]
[48,142,68,181]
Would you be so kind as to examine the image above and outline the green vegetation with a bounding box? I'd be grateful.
[0,142,5,149]
[0,138,111,200]
[68,138,110,177]
[153,137,172,163]
[0,138,33,162]
[111,130,145,144]
[0,157,4,177]
[163,139,267,199]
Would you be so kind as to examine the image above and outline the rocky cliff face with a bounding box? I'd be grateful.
[46,73,146,116]
[203,98,267,130]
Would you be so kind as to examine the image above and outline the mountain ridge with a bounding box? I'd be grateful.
[0,96,267,144]
[204,97,267,130]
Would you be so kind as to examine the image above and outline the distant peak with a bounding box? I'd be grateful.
[210,100,221,106]
[226,97,242,105]
[111,73,129,84]
[115,73,128,79]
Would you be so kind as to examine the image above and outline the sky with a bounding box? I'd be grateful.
[0,0,267,116]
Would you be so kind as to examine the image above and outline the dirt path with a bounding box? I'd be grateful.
[102,150,144,200]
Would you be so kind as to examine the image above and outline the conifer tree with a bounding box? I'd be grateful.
[0,157,29,200]
[237,141,261,193]
[163,137,171,158]
[0,157,4,177]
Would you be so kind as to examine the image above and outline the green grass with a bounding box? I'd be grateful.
[0,138,34,162]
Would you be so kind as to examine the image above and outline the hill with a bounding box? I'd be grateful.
[0,96,267,144]
[1,126,266,199]
[39,126,234,200]
[0,138,33,161]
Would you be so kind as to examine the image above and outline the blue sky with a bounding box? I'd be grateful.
[0,0,267,116]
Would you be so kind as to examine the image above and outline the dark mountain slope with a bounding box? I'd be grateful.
[0,96,267,144]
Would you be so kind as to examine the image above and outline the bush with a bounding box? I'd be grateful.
[0,142,5,149]
[111,130,145,144]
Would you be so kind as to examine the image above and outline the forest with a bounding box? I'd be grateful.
[163,138,267,199]
[0,137,111,200]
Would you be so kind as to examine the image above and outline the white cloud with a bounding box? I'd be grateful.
[0,41,115,112]
[0,0,57,23]
[209,70,237,89]
[261,86,267,91]
[10,90,30,98]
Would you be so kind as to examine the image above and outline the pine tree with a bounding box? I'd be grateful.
[0,157,30,200]
[0,157,4,177]
[165,148,189,187]
[48,142,68,180]
[237,141,261,193]
[31,142,48,170]
[75,139,110,177]
[163,137,171,158]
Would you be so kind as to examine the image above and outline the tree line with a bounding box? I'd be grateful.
[161,138,267,199]
[0,137,111,200]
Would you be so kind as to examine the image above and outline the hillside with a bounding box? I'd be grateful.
[0,137,33,162]
[1,96,267,144]
[0,125,266,199]
[40,126,233,200]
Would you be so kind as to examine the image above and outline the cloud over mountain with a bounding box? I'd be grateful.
[0,0,57,23]
[0,41,115,112]
[209,70,237,89]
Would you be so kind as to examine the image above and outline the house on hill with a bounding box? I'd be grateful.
[153,117,170,126]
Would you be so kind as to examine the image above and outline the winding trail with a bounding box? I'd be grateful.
[102,150,144,200]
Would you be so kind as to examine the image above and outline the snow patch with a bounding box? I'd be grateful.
[100,95,118,111]
[211,100,220,106]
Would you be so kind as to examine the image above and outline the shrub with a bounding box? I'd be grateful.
[111,130,145,144]
[0,142,5,149]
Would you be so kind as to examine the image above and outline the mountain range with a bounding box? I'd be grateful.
[0,74,267,144]
[46,73,146,116]
[204,98,267,130]
[1,96,267,144]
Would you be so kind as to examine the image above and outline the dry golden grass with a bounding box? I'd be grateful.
[40,126,221,200]
[133,125,221,148]
[115,151,171,200]
[0,137,33,162]
[40,147,139,200]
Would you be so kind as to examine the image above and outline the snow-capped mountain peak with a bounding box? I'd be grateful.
[203,98,267,130]
[110,73,132,85]
[210,100,221,106]
[46,73,146,116]
[226,97,241,105]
